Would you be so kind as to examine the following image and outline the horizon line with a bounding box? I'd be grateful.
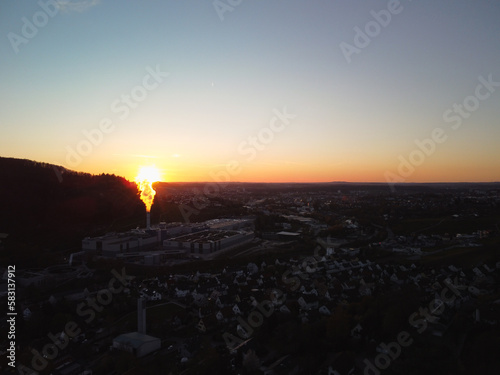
[1,156,499,186]
[154,180,500,185]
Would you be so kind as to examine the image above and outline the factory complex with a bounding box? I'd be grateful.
[81,218,254,264]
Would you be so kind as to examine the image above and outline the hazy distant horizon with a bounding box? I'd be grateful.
[3,155,500,187]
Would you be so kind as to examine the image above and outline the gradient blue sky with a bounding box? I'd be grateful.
[1,0,499,182]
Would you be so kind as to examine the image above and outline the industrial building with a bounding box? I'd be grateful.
[162,222,192,237]
[113,332,161,358]
[163,230,254,255]
[82,229,165,256]
[81,218,255,260]
[113,298,161,358]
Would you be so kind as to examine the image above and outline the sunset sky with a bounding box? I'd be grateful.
[1,0,499,183]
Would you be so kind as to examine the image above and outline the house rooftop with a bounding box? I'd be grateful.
[114,332,160,348]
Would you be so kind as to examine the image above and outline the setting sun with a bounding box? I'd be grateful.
[135,165,162,184]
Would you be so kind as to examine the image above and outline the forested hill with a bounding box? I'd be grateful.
[0,157,145,260]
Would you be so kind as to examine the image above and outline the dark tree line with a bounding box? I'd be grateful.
[0,157,145,265]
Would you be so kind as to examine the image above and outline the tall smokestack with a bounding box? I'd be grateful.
[146,211,151,230]
[138,298,146,334]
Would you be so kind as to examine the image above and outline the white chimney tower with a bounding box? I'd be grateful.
[138,298,146,334]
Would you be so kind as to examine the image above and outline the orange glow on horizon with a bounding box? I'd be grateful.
[71,157,500,185]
